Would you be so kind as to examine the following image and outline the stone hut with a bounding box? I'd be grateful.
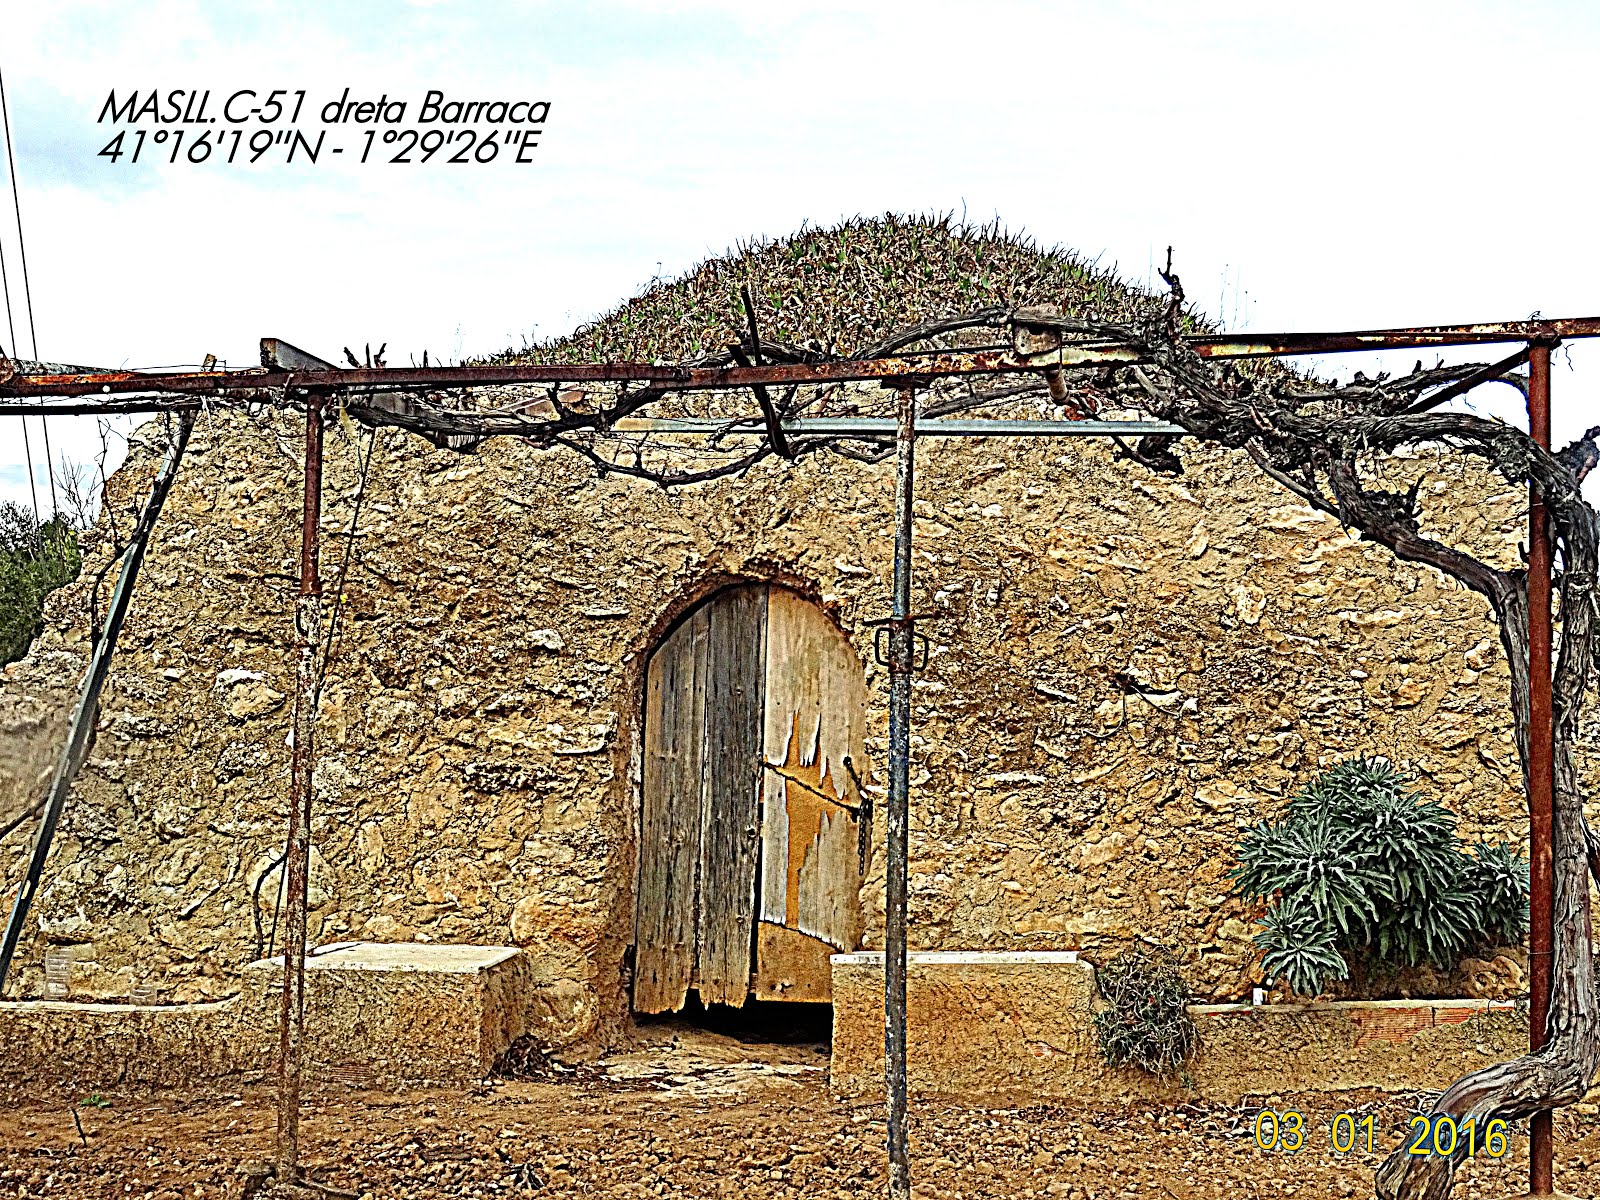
[0,217,1535,1050]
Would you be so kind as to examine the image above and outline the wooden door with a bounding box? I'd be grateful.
[751,588,869,1001]
[633,585,868,1013]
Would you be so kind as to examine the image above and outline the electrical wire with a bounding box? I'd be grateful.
[315,424,378,704]
[249,424,380,966]
[0,59,56,516]
[0,150,41,545]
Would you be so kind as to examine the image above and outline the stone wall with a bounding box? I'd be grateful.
[0,400,1554,1045]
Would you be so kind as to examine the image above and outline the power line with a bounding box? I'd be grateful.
[0,119,40,542]
[0,64,39,359]
[0,59,56,517]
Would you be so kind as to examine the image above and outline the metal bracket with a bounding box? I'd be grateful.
[873,624,930,671]
[863,610,942,626]
[260,338,339,372]
[866,610,939,671]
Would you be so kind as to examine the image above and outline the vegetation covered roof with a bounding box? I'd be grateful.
[491,214,1160,367]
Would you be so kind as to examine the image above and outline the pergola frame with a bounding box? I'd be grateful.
[0,312,1590,1198]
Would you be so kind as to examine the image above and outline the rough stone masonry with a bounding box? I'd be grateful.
[0,221,1572,1050]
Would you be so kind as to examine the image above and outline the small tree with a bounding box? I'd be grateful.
[1232,757,1529,998]
[0,503,81,665]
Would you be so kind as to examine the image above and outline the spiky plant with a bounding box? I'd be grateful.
[1233,757,1529,997]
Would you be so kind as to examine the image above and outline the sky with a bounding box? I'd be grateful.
[2,0,1598,514]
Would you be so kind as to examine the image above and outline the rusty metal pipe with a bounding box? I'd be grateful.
[1526,340,1555,1197]
[275,390,324,1182]
[884,382,916,1200]
[11,314,1600,402]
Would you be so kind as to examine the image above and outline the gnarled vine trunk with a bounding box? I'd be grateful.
[1093,282,1600,1199]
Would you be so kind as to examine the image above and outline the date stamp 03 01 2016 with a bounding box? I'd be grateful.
[1251,1110,1513,1158]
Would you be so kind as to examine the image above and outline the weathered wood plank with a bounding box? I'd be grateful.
[759,588,868,949]
[749,921,837,1003]
[759,774,790,924]
[695,585,767,1007]
[796,805,860,950]
[632,606,708,1014]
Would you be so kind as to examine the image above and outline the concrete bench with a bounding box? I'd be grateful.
[830,950,1526,1103]
[0,942,532,1089]
[242,941,533,1086]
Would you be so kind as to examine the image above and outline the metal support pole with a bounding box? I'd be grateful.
[884,382,916,1200]
[275,392,324,1183]
[1526,341,1555,1197]
[0,414,192,994]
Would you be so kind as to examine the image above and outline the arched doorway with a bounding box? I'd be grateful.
[633,583,870,1013]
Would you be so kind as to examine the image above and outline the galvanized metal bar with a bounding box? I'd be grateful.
[1526,340,1555,1197]
[884,383,916,1200]
[8,314,1600,402]
[275,391,323,1183]
[0,413,194,995]
[610,417,1188,438]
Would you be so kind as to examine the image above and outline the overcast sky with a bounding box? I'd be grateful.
[2,0,1598,514]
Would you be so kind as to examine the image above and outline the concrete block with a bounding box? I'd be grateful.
[0,996,266,1089]
[831,951,1530,1103]
[831,951,1104,1099]
[243,942,534,1086]
[0,942,534,1090]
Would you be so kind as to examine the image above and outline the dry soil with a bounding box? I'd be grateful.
[2,1027,1596,1200]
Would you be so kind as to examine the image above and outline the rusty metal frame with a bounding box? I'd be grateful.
[1526,342,1555,1197]
[883,382,916,1200]
[4,315,1600,407]
[273,389,323,1187]
[0,310,1581,1198]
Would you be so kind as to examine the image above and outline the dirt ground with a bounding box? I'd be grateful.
[2,1025,1597,1200]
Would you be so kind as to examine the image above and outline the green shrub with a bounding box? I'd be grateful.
[0,503,81,665]
[1232,757,1529,997]
[1091,947,1197,1079]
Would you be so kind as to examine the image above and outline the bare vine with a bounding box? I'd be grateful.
[7,264,1595,1200]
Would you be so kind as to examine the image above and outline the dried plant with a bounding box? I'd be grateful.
[1092,947,1198,1081]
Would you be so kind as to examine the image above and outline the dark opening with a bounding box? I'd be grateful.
[634,992,833,1047]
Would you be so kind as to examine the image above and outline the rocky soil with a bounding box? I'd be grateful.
[1,1028,1597,1200]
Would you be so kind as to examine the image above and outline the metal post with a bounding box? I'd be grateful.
[1526,340,1555,1197]
[884,382,916,1200]
[275,391,323,1183]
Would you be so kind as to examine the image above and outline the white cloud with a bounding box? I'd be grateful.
[3,0,1598,512]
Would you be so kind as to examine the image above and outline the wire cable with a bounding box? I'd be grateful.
[314,424,378,705]
[0,156,41,544]
[0,63,39,360]
[0,60,56,516]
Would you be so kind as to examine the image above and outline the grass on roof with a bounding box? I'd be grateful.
[487,213,1164,367]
